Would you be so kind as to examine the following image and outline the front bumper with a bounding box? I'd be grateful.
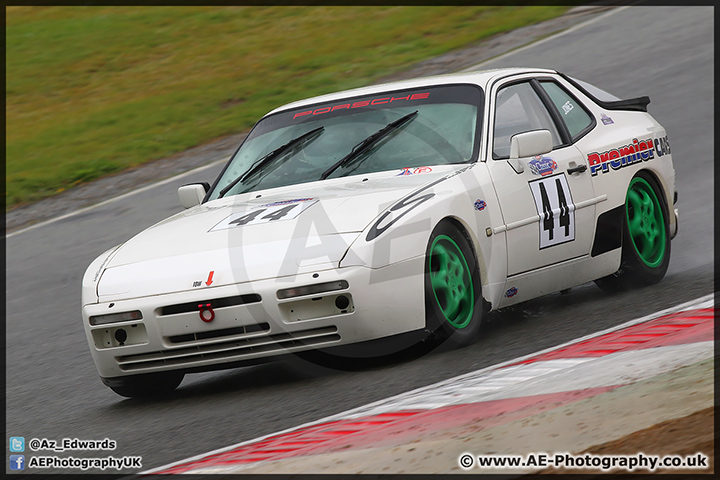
[83,258,425,379]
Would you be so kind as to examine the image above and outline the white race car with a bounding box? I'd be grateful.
[82,67,677,397]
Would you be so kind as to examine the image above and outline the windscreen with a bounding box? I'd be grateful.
[207,84,483,200]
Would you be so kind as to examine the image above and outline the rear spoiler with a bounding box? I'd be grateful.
[558,72,650,112]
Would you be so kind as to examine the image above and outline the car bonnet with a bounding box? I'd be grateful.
[96,166,459,301]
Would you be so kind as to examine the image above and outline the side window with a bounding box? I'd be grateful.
[493,82,562,159]
[539,81,593,140]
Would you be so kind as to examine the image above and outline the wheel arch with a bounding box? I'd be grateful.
[424,216,487,346]
[633,167,671,218]
[433,215,489,306]
[633,168,673,215]
[594,166,672,291]
[591,167,671,259]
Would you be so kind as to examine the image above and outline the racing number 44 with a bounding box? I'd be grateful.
[529,174,576,249]
[229,204,298,226]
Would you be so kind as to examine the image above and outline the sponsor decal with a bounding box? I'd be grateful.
[505,287,518,298]
[601,113,614,125]
[474,199,487,211]
[587,135,670,176]
[92,251,115,283]
[193,271,215,288]
[528,156,558,176]
[654,135,672,157]
[397,166,433,176]
[293,93,430,120]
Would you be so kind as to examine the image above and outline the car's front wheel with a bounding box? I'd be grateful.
[595,171,671,292]
[103,371,185,398]
[425,221,483,347]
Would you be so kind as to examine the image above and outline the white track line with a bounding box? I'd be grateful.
[6,158,227,239]
[142,293,713,474]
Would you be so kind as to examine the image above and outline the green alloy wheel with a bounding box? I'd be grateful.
[429,235,474,328]
[595,172,671,292]
[626,176,667,268]
[425,222,482,347]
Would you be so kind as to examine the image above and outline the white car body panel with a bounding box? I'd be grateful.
[93,169,464,301]
[81,67,676,384]
[84,260,427,378]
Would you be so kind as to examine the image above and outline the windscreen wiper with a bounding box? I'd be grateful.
[319,110,418,180]
[218,126,324,198]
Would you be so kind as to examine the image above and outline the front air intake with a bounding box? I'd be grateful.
[159,294,261,316]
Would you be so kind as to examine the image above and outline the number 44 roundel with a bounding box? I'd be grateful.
[209,199,317,232]
[528,174,575,249]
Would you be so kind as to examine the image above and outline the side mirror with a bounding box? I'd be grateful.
[507,130,553,174]
[178,182,210,209]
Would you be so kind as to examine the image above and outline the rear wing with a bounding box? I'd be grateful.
[559,72,650,112]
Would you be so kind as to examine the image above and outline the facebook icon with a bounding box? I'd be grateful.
[10,454,25,470]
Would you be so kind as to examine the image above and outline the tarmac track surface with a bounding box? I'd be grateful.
[5,6,713,474]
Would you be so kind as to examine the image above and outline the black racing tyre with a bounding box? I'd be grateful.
[595,171,671,292]
[425,220,483,347]
[104,371,184,398]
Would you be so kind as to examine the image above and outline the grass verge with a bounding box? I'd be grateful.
[6,6,569,208]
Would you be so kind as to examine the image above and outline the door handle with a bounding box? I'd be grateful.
[567,164,588,174]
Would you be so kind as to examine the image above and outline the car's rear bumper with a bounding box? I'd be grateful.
[83,257,425,379]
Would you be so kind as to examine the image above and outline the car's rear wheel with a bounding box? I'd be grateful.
[595,172,670,292]
[425,221,483,347]
[104,371,184,398]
